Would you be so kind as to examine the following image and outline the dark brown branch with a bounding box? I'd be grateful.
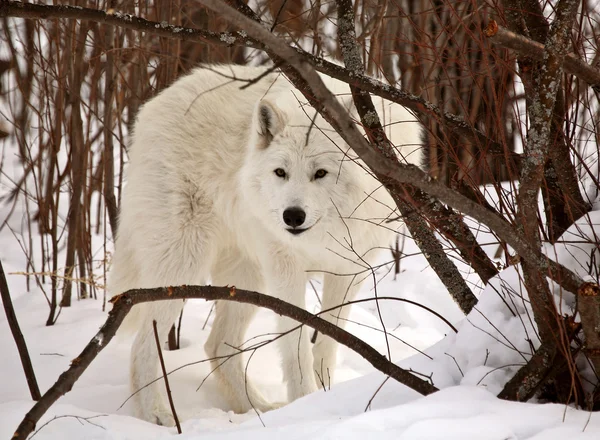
[152,320,182,434]
[334,0,478,313]
[197,0,585,298]
[0,260,41,402]
[485,20,600,91]
[103,24,119,238]
[498,342,557,401]
[12,285,438,440]
[420,201,499,285]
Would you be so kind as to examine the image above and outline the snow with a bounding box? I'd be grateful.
[2,155,600,437]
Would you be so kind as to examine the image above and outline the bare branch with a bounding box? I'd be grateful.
[498,342,557,401]
[499,0,584,403]
[103,24,119,238]
[484,20,600,91]
[0,260,41,401]
[0,1,252,48]
[516,0,581,342]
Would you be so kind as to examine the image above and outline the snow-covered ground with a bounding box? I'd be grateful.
[2,146,600,438]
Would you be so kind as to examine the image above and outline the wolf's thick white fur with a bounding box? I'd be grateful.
[109,65,422,425]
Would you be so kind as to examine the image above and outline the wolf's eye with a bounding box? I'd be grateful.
[274,168,287,178]
[314,169,328,179]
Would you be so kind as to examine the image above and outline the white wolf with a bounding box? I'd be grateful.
[109,64,422,425]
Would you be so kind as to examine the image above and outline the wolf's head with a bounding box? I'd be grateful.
[239,97,367,245]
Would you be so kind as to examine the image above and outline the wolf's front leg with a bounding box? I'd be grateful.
[262,250,318,402]
[130,301,184,426]
[312,273,362,388]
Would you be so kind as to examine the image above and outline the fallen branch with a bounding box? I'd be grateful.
[12,285,438,440]
[0,260,41,402]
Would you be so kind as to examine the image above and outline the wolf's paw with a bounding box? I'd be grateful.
[153,407,177,427]
[312,341,336,390]
[235,395,285,414]
[258,400,286,413]
[136,401,177,427]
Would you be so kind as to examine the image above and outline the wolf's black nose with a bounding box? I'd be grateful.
[283,207,306,228]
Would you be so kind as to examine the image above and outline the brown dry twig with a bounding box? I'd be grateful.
[152,320,182,433]
[577,282,600,376]
[12,285,438,440]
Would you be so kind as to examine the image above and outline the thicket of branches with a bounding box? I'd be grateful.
[3,0,600,434]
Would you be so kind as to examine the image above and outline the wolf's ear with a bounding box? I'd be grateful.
[252,100,287,149]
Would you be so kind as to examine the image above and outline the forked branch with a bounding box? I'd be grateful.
[484,20,600,91]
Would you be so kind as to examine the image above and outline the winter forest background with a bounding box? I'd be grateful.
[2,0,600,438]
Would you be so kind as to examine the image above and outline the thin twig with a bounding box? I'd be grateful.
[29,414,107,439]
[364,376,391,412]
[152,320,182,433]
